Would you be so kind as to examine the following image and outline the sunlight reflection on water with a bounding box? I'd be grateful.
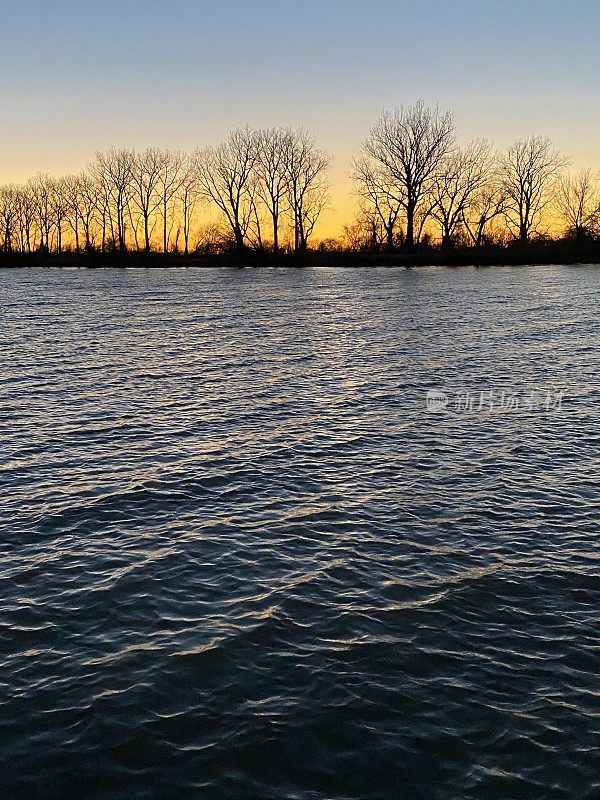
[1,265,600,799]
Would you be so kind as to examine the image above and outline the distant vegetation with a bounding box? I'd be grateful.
[1,102,599,262]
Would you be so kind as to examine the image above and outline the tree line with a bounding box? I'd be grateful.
[0,127,330,256]
[0,102,598,256]
[347,101,596,253]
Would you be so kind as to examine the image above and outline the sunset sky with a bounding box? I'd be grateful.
[2,0,599,236]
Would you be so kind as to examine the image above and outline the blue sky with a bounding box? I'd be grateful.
[1,0,599,226]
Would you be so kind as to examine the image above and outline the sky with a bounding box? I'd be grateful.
[1,0,599,235]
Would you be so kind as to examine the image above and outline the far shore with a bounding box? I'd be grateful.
[2,244,600,270]
[0,242,600,269]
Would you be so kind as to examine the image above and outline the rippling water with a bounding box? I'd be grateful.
[1,265,599,799]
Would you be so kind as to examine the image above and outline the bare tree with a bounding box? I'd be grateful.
[351,155,403,252]
[62,175,84,253]
[0,185,18,252]
[176,155,202,255]
[255,128,292,255]
[77,173,101,252]
[499,136,568,244]
[15,185,36,253]
[90,167,112,252]
[157,149,186,253]
[431,140,492,248]
[129,148,164,252]
[194,129,259,252]
[557,168,599,242]
[50,177,69,253]
[30,174,55,253]
[285,128,331,252]
[362,101,455,247]
[462,176,507,249]
[92,148,135,252]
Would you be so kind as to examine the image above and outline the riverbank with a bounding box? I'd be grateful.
[1,243,600,269]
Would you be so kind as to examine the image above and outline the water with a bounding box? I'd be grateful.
[1,265,599,800]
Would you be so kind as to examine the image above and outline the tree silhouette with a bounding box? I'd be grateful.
[285,128,331,253]
[431,140,492,249]
[1,112,599,260]
[92,148,135,252]
[351,155,403,252]
[499,136,568,244]
[557,168,600,243]
[194,128,259,252]
[361,101,455,248]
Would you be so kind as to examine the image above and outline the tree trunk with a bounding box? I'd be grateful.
[234,225,246,252]
[441,228,453,250]
[385,224,394,253]
[272,212,279,256]
[144,213,151,253]
[519,222,528,245]
[405,200,415,248]
[163,200,168,253]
